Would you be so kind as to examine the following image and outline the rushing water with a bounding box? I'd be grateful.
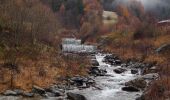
[0,53,142,100]
[70,53,142,100]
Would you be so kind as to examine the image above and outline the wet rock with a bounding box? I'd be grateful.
[89,67,107,76]
[136,95,145,100]
[104,55,118,60]
[142,73,159,80]
[115,60,122,65]
[32,85,46,95]
[45,87,64,97]
[46,92,56,97]
[125,78,147,90]
[13,89,24,95]
[23,92,34,97]
[67,92,87,100]
[69,76,95,88]
[3,90,18,96]
[86,78,95,87]
[122,86,140,92]
[131,69,138,74]
[3,90,33,97]
[104,54,121,65]
[91,59,99,66]
[70,76,87,86]
[114,68,127,74]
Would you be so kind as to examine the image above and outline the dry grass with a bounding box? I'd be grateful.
[101,21,170,99]
[0,49,90,93]
[145,75,170,100]
[154,34,170,47]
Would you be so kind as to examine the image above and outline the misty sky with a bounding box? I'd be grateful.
[139,0,168,9]
[111,0,170,10]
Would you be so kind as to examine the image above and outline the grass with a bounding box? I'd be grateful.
[100,21,170,99]
[0,42,90,93]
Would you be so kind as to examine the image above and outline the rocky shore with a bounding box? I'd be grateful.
[0,53,159,100]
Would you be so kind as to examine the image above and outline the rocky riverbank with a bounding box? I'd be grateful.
[0,53,158,100]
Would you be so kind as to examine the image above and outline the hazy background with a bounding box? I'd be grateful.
[100,0,170,19]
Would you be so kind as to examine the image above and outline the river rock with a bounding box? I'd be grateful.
[89,67,107,76]
[70,76,88,86]
[125,78,147,90]
[3,90,18,96]
[32,85,46,95]
[115,60,122,65]
[114,68,127,74]
[67,92,87,100]
[122,86,140,92]
[69,76,95,88]
[91,59,99,66]
[142,73,159,80]
[45,86,65,97]
[104,54,118,60]
[104,54,121,65]
[13,89,24,95]
[131,69,138,74]
[23,92,34,97]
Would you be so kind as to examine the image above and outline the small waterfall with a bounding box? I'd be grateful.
[62,38,97,53]
[62,38,81,45]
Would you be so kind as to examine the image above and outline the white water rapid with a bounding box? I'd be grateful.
[70,53,142,100]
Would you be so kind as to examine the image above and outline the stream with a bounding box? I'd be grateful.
[0,53,144,100]
[69,53,142,100]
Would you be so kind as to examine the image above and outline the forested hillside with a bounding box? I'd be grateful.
[0,0,102,92]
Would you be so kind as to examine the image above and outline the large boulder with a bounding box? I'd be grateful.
[104,55,121,65]
[89,67,107,76]
[122,86,140,92]
[4,89,34,97]
[125,78,147,90]
[3,90,18,96]
[114,68,127,74]
[13,89,24,95]
[70,76,87,86]
[32,85,46,95]
[67,92,87,100]
[69,76,95,88]
[45,87,64,97]
[23,92,34,97]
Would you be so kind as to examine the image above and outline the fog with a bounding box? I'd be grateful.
[101,0,170,19]
[139,0,169,10]
[101,0,169,10]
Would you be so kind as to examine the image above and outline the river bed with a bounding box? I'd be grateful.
[69,53,142,100]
